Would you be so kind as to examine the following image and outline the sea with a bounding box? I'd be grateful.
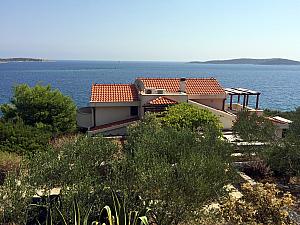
[0,60,299,111]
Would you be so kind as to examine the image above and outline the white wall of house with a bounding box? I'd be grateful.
[94,106,134,126]
[192,99,224,110]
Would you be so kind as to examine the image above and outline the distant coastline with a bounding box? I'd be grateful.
[0,58,46,63]
[189,58,300,65]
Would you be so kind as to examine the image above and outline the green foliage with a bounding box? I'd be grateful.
[262,135,300,178]
[0,135,119,224]
[27,135,118,207]
[0,169,35,224]
[233,110,276,141]
[205,183,295,225]
[259,107,300,178]
[0,84,77,135]
[0,120,51,155]
[161,103,221,133]
[114,114,235,225]
[31,191,149,225]
[289,107,300,136]
[0,151,21,184]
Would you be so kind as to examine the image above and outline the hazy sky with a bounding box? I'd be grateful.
[1,0,300,61]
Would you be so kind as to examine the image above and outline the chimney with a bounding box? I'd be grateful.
[179,77,186,93]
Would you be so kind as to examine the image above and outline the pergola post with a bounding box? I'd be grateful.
[237,94,240,103]
[256,94,260,109]
[230,94,233,110]
[246,95,249,106]
[242,94,246,109]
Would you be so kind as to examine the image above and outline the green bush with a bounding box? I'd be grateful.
[27,135,118,208]
[0,120,51,155]
[0,135,119,224]
[262,135,300,178]
[113,114,235,225]
[0,84,77,135]
[233,110,276,141]
[161,103,221,133]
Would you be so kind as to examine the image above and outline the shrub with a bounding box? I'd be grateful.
[262,135,300,178]
[233,110,276,141]
[206,183,295,225]
[0,84,77,135]
[0,170,35,224]
[161,103,221,133]
[27,135,118,208]
[0,135,119,224]
[113,114,235,225]
[0,120,51,155]
[0,151,21,185]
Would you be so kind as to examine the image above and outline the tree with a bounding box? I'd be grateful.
[233,110,276,141]
[0,84,77,135]
[289,107,300,136]
[161,103,221,133]
[259,107,300,179]
[114,114,235,225]
[262,135,300,179]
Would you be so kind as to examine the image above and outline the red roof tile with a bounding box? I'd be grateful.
[148,96,177,105]
[137,77,226,95]
[90,84,138,102]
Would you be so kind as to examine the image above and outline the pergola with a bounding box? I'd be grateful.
[224,88,261,110]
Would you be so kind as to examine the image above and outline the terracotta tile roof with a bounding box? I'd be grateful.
[148,96,178,105]
[137,77,225,95]
[90,84,138,102]
[90,117,139,131]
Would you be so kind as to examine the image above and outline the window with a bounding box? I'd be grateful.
[130,106,139,116]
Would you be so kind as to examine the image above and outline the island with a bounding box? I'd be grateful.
[190,58,300,65]
[0,58,45,63]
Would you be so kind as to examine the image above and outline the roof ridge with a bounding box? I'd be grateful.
[93,83,134,86]
[137,77,216,80]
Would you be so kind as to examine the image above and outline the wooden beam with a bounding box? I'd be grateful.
[242,95,246,109]
[256,94,260,109]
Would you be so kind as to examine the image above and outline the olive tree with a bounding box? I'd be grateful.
[113,114,235,225]
[233,110,276,141]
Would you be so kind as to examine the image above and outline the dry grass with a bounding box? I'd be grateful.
[0,151,21,184]
[49,133,81,149]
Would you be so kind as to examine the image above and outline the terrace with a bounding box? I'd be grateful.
[224,88,263,115]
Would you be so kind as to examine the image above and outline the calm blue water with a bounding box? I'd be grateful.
[0,60,299,111]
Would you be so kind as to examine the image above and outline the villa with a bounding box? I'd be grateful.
[77,77,291,137]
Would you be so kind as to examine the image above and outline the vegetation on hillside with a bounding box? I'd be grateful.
[0,84,77,136]
[113,113,234,224]
[0,85,299,224]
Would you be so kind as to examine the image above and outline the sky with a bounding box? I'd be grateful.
[1,0,300,61]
